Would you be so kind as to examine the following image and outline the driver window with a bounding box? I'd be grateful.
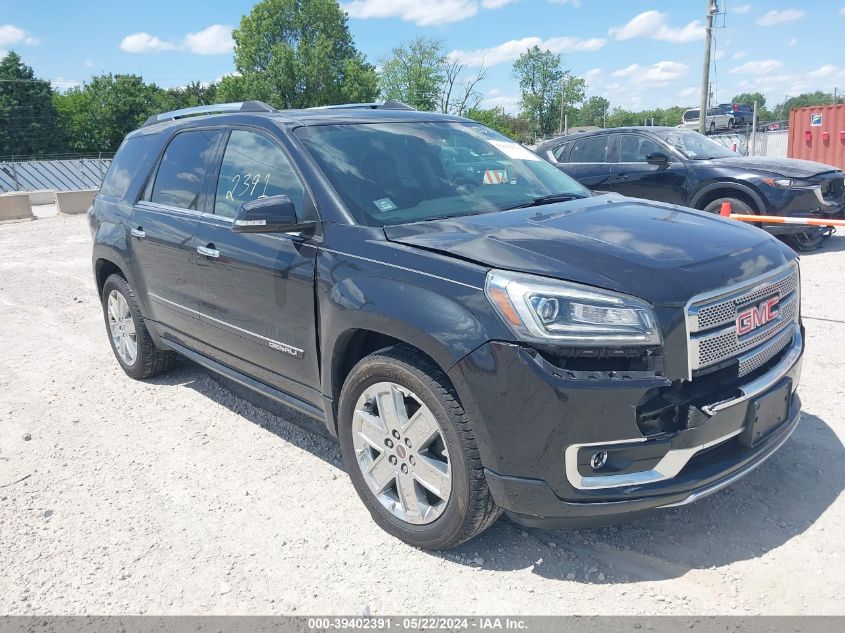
[620,135,663,162]
[214,130,305,219]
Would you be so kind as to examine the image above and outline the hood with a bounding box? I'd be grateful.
[708,155,840,178]
[383,195,795,307]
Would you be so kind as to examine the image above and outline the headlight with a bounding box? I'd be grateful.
[484,270,661,346]
[762,177,815,189]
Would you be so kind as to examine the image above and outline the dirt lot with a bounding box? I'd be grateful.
[1,211,843,615]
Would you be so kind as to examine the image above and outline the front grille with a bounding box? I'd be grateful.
[686,263,800,377]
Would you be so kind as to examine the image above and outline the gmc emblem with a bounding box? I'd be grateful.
[737,297,779,336]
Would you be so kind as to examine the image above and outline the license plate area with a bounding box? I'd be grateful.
[740,378,792,448]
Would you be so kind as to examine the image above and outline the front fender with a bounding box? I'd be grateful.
[689,180,766,212]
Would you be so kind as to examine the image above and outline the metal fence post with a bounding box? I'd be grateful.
[11,159,20,190]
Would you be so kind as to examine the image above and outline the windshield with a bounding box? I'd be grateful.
[296,121,589,226]
[653,129,736,160]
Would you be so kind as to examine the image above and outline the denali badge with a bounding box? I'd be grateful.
[737,297,779,336]
[268,340,304,358]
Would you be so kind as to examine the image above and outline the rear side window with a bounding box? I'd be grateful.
[213,130,306,219]
[683,109,699,121]
[150,130,222,210]
[100,135,158,199]
[568,136,610,163]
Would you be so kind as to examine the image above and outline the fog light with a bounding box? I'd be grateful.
[590,450,608,470]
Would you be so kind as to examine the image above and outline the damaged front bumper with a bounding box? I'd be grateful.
[447,328,803,528]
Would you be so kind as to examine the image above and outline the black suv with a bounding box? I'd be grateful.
[536,126,845,239]
[90,102,804,549]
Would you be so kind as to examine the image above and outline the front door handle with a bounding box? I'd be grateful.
[616,174,629,181]
[130,227,145,238]
[197,244,220,258]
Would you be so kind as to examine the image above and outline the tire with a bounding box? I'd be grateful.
[101,274,176,379]
[709,122,716,134]
[703,196,755,217]
[338,345,501,549]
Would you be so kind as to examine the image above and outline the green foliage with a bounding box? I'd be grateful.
[772,91,839,119]
[464,106,516,138]
[54,74,168,153]
[0,51,63,156]
[574,96,609,127]
[379,37,445,111]
[229,0,377,108]
[513,46,584,138]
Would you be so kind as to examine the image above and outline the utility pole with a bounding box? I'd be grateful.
[559,77,565,135]
[699,0,717,134]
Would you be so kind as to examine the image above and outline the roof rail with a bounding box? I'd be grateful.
[309,100,416,111]
[142,101,276,127]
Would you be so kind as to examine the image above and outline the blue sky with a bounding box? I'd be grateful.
[2,0,844,112]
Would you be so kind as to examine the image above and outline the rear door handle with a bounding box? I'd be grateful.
[197,244,220,258]
[130,227,145,238]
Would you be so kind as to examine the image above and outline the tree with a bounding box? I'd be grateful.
[0,51,64,156]
[575,96,609,128]
[732,92,766,109]
[439,57,487,116]
[772,91,838,120]
[54,74,164,153]
[464,106,516,138]
[512,46,584,139]
[229,0,377,108]
[380,37,445,111]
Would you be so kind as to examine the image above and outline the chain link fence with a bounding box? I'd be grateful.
[707,130,789,158]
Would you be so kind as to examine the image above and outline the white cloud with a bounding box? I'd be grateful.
[120,32,176,54]
[732,50,748,59]
[611,61,689,85]
[183,25,234,55]
[808,64,845,79]
[450,35,605,67]
[341,0,513,26]
[787,37,798,47]
[680,86,698,98]
[609,10,704,43]
[756,9,806,26]
[732,3,752,14]
[0,49,6,58]
[729,59,784,74]
[0,24,39,46]
[482,88,520,113]
[120,25,233,55]
[84,59,94,68]
[548,0,582,5]
[840,7,845,16]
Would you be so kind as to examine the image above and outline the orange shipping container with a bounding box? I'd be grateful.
[788,104,845,170]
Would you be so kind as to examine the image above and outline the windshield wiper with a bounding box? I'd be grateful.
[503,193,589,211]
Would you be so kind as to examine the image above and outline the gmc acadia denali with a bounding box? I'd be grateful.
[90,101,804,549]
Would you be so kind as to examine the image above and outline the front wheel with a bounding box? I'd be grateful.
[338,345,501,549]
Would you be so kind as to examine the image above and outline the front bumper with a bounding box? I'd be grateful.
[761,186,844,235]
[447,329,803,527]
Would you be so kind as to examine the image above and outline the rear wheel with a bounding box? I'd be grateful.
[338,345,501,549]
[101,274,175,379]
[709,122,716,134]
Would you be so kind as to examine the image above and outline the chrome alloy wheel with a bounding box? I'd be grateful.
[352,382,452,525]
[107,289,137,366]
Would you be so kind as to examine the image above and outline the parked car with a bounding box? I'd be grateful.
[760,120,789,132]
[717,103,754,128]
[680,107,733,133]
[537,126,845,238]
[91,103,804,549]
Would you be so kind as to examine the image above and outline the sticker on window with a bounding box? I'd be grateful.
[482,169,508,185]
[488,140,541,161]
[373,198,398,212]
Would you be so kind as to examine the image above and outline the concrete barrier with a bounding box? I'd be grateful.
[55,189,97,215]
[0,192,34,223]
[28,189,57,205]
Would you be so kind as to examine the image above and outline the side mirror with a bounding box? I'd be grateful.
[232,195,313,233]
[646,152,669,166]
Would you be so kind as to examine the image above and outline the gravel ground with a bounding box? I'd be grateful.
[1,210,843,615]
